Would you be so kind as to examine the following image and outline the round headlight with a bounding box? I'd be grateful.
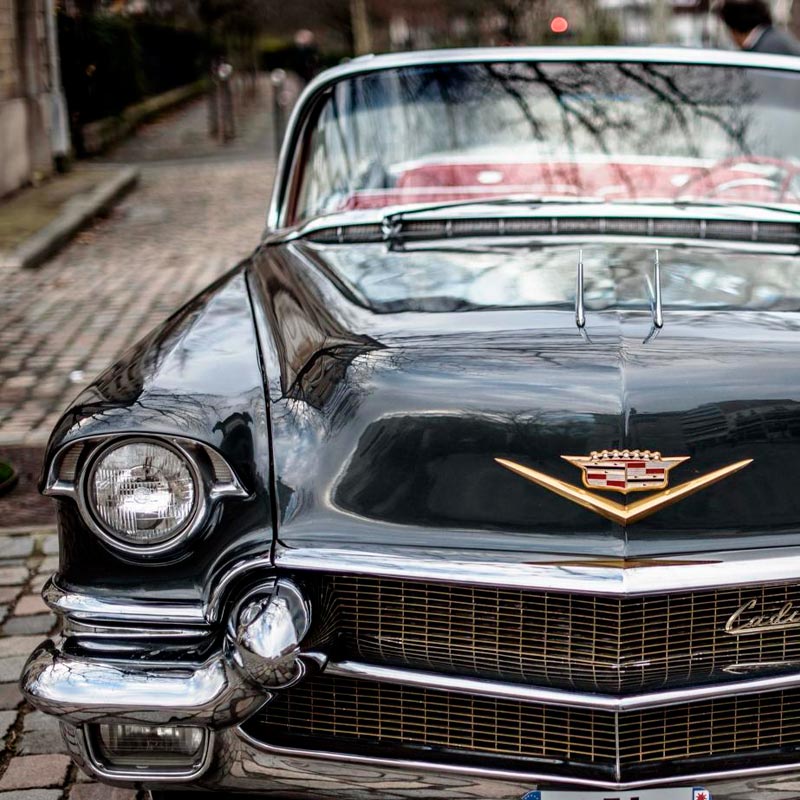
[88,441,197,547]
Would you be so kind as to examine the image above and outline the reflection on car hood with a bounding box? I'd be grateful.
[301,238,800,313]
[249,241,800,559]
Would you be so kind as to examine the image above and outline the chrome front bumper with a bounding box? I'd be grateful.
[54,723,800,800]
[21,639,800,798]
[22,640,266,728]
[23,569,800,798]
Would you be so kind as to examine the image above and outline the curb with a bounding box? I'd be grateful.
[2,166,140,270]
[0,526,55,536]
[0,433,50,448]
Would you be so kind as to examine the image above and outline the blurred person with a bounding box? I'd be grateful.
[717,0,800,55]
[294,29,319,85]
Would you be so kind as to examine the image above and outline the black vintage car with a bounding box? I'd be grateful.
[20,47,800,799]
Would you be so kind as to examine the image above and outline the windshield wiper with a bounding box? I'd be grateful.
[380,195,602,241]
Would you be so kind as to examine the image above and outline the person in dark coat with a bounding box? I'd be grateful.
[718,0,800,55]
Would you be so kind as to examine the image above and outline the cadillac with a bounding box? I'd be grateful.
[20,47,800,799]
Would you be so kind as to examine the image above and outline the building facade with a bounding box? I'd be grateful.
[0,0,69,198]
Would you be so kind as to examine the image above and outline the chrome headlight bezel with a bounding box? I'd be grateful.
[44,434,248,558]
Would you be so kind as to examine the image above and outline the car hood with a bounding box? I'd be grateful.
[249,242,800,559]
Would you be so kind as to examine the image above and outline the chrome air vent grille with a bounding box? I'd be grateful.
[305,224,385,244]
[303,217,800,245]
[322,575,800,692]
[243,675,800,782]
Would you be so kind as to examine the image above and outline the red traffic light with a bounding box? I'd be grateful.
[550,16,569,34]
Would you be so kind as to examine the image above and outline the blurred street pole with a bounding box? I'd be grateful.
[351,0,373,55]
[209,62,236,143]
[651,0,672,42]
[271,69,287,159]
[43,0,71,167]
[775,0,794,25]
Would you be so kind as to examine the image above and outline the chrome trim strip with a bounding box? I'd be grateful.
[274,545,800,595]
[235,724,800,792]
[21,639,269,727]
[44,576,207,625]
[82,724,215,783]
[44,559,280,626]
[398,233,800,256]
[294,232,800,256]
[326,660,800,711]
[204,557,274,622]
[61,619,211,639]
[44,432,248,500]
[272,201,800,246]
[267,46,800,230]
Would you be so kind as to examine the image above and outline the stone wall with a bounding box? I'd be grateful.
[0,0,60,198]
[0,0,20,101]
[0,96,30,193]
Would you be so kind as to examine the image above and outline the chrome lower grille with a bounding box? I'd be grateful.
[242,675,800,782]
[321,575,800,692]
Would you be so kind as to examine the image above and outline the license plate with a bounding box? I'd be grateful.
[523,790,711,800]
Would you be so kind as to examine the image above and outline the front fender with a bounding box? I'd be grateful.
[44,264,274,610]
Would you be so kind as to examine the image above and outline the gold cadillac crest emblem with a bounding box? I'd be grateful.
[495,449,752,525]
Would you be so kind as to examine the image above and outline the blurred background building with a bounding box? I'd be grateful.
[0,0,69,196]
[1,0,799,200]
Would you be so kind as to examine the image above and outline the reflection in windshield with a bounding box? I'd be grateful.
[295,61,800,221]
[310,242,800,313]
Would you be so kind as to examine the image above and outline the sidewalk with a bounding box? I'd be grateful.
[0,166,140,270]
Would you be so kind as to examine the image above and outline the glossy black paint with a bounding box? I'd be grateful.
[45,235,800,606]
[46,267,273,605]
[249,239,800,561]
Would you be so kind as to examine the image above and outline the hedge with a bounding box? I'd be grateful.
[58,14,207,150]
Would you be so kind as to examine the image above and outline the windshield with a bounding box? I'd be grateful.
[293,60,800,223]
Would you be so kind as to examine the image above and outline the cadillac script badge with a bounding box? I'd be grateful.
[495,449,752,526]
[725,598,800,635]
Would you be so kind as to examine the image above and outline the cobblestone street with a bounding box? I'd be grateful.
[0,79,281,797]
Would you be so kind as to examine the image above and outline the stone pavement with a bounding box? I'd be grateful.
[0,73,291,797]
[0,76,281,447]
[0,528,141,799]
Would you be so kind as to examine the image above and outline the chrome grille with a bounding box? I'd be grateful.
[246,674,617,780]
[243,675,800,781]
[621,690,800,765]
[322,575,800,691]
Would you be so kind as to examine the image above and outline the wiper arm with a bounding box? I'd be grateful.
[381,195,602,242]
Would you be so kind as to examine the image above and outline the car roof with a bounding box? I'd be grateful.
[309,45,800,90]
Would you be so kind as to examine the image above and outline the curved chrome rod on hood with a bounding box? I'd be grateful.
[643,249,664,344]
[575,249,591,342]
